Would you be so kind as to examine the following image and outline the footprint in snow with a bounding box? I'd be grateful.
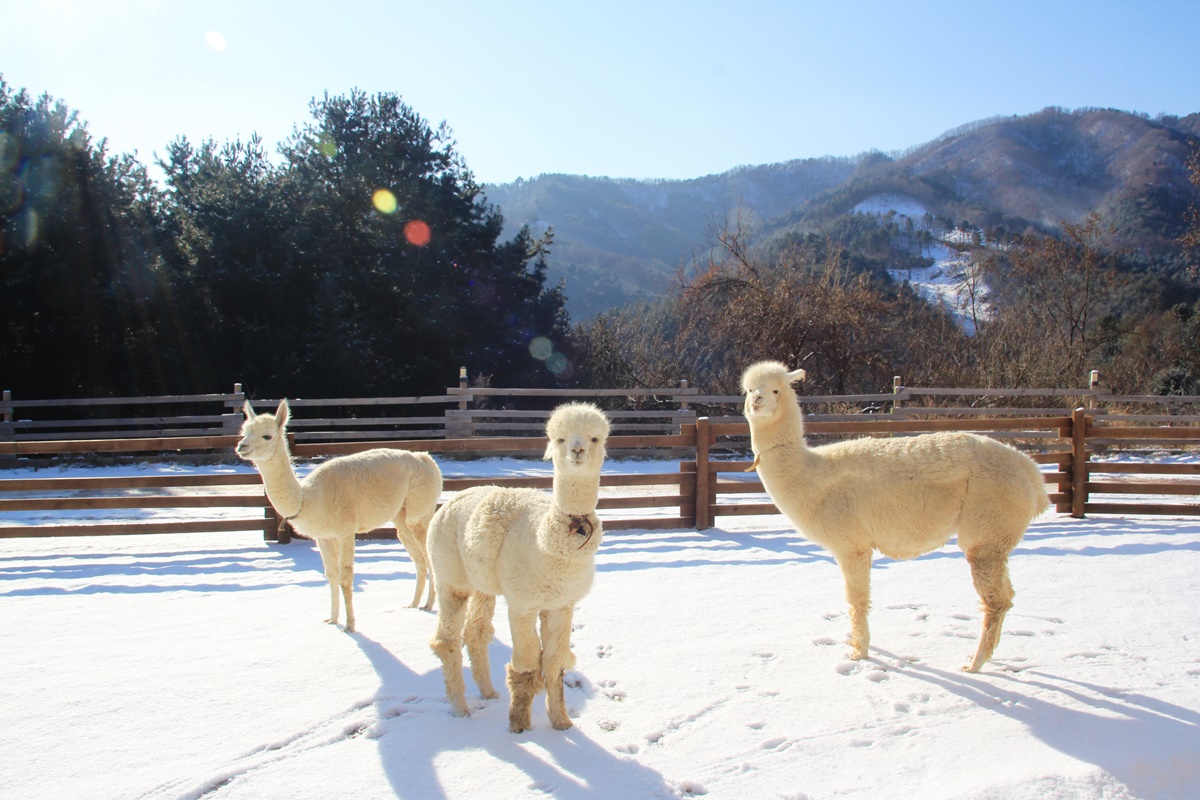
[595,679,626,702]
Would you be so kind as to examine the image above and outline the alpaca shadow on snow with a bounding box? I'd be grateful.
[0,543,314,597]
[351,632,675,799]
[594,526,836,573]
[875,649,1200,797]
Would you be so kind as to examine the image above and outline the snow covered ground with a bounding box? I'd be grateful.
[3,458,1200,800]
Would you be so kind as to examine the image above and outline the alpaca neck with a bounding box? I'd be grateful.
[255,443,304,519]
[750,401,810,456]
[552,468,600,518]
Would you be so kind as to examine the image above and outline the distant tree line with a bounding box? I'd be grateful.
[566,198,1200,400]
[1,79,567,399]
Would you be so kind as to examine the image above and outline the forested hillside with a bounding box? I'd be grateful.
[490,108,1200,319]
[484,159,856,317]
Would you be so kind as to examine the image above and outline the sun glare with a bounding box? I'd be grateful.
[205,31,227,51]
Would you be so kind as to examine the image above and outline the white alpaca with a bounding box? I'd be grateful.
[428,402,610,732]
[237,400,443,631]
[741,361,1049,672]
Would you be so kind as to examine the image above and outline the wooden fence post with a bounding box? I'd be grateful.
[224,383,246,435]
[892,375,904,417]
[444,367,471,440]
[0,390,12,460]
[1071,407,1088,518]
[679,379,689,412]
[695,417,712,530]
[1087,370,1100,411]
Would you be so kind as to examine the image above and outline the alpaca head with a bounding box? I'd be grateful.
[742,361,806,422]
[544,402,610,472]
[236,400,290,463]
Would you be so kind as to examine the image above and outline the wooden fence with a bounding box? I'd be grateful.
[0,427,698,540]
[0,372,701,443]
[1,407,1198,540]
[11,368,1200,444]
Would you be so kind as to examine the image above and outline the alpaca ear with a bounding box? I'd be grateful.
[788,369,807,384]
[242,401,256,420]
[275,399,290,428]
[543,438,555,461]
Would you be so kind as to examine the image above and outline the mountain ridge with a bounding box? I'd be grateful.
[484,107,1200,319]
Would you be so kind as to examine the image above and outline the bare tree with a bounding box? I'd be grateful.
[986,213,1121,383]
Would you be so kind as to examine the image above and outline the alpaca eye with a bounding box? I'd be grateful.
[263,434,273,440]
[591,437,598,443]
[772,390,779,395]
[557,438,565,444]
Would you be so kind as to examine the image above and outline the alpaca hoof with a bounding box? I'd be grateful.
[509,720,531,734]
[551,718,573,731]
[482,689,499,700]
[451,703,470,718]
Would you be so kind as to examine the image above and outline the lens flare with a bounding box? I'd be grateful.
[404,219,432,247]
[372,189,397,214]
[0,132,17,172]
[546,353,570,375]
[205,31,227,51]
[529,337,553,360]
[315,133,337,159]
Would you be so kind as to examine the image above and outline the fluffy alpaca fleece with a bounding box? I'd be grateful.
[237,400,443,631]
[741,361,1050,672]
[428,402,610,732]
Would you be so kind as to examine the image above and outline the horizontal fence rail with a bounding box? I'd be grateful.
[7,368,1200,444]
[0,429,701,540]
[692,415,1078,530]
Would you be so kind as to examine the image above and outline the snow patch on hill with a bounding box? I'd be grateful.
[853,194,994,334]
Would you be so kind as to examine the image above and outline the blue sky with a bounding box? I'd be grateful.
[3,0,1198,186]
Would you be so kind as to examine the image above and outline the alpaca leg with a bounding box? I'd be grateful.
[394,519,427,609]
[337,536,357,632]
[964,547,1015,673]
[540,607,575,730]
[423,578,437,612]
[465,593,498,699]
[507,609,543,733]
[430,589,471,716]
[412,534,435,611]
[836,549,873,660]
[315,538,341,627]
